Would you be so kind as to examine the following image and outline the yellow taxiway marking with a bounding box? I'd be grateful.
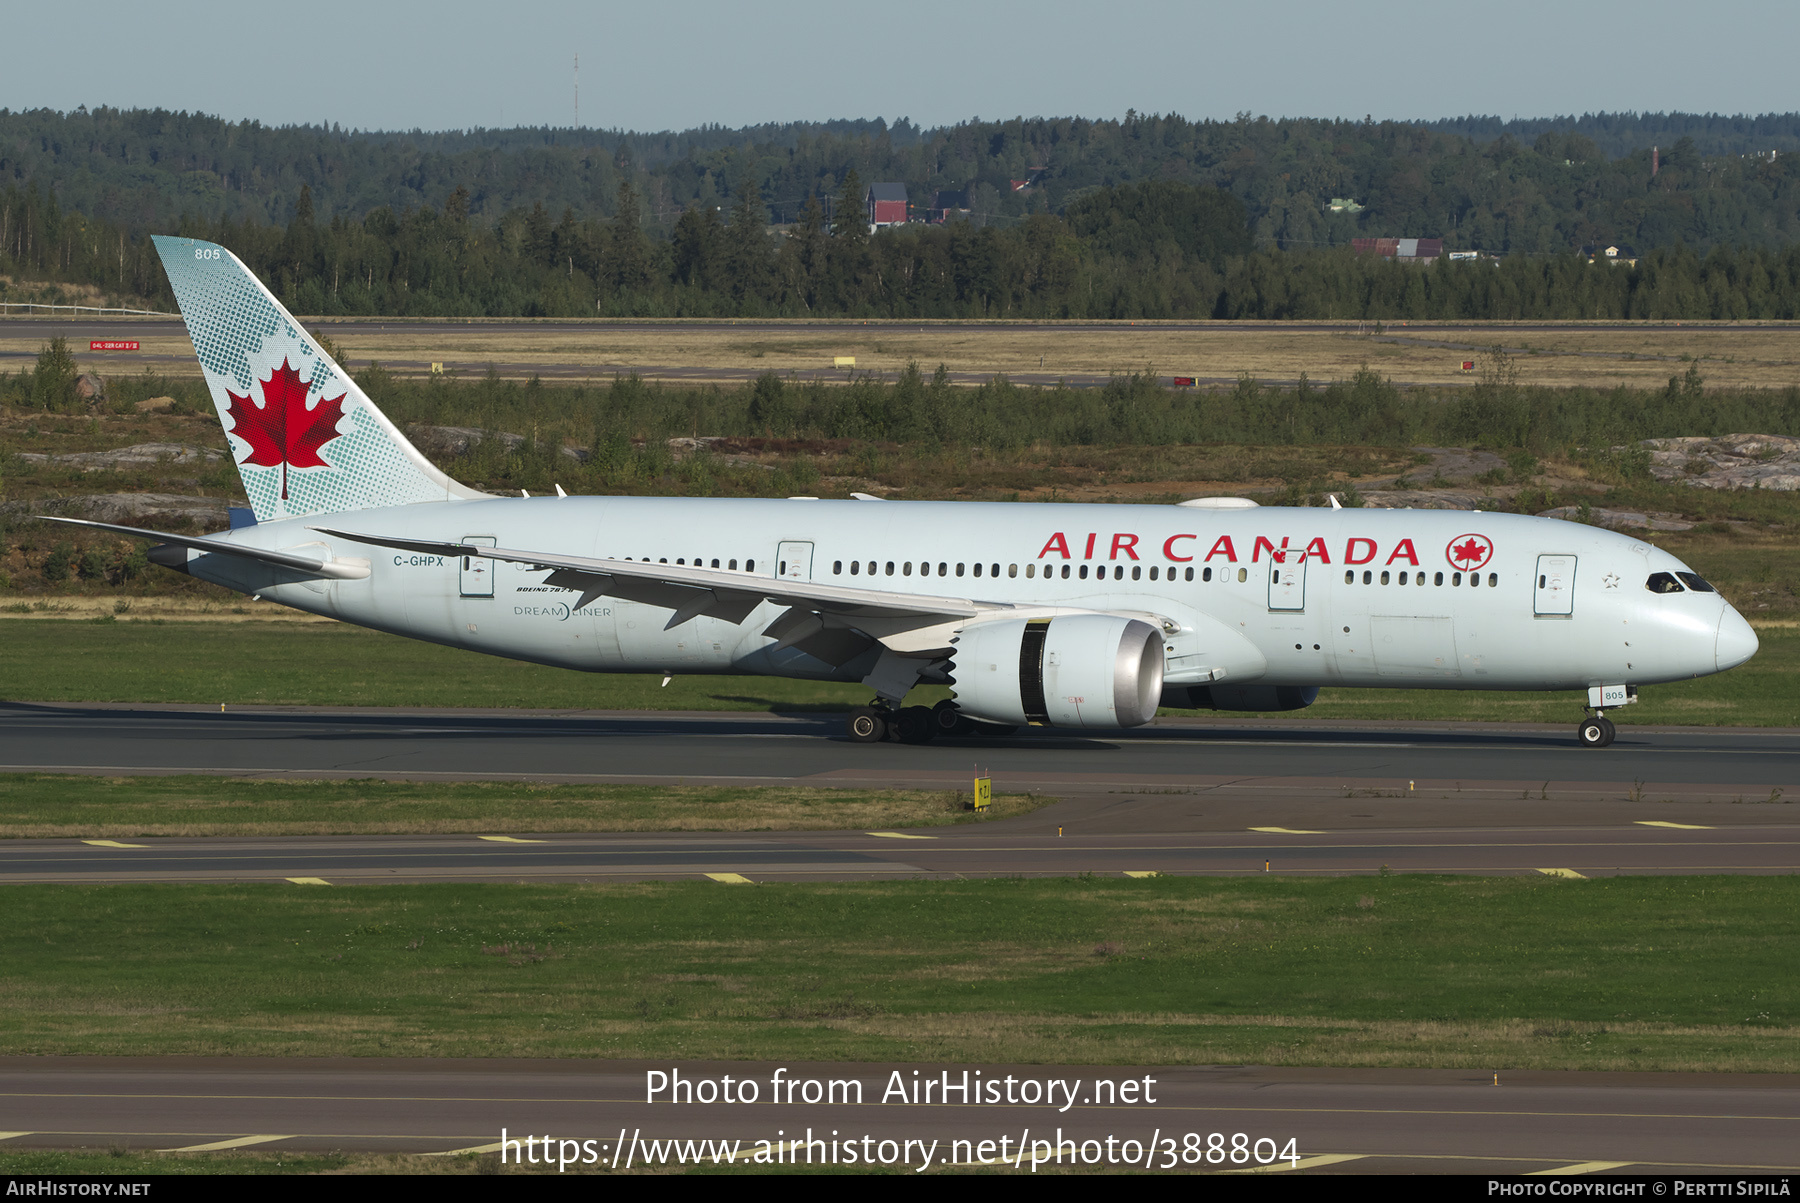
[82,840,147,849]
[1537,868,1587,879]
[866,831,936,839]
[705,872,752,884]
[1123,871,1161,878]
[477,836,545,843]
[285,877,330,886]
[1529,1161,1636,1175]
[426,1141,508,1157]
[161,1135,293,1153]
[1227,1153,1367,1173]
[1249,827,1326,835]
[0,1133,31,1141]
[1635,821,1712,830]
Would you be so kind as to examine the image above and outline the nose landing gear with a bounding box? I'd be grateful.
[1577,713,1617,747]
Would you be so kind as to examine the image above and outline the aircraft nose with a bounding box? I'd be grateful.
[1716,607,1759,671]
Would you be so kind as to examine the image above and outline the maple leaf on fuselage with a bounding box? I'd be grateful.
[225,359,347,499]
[1451,538,1488,568]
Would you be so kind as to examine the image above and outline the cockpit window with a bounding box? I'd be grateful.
[1676,572,1717,593]
[1645,572,1685,594]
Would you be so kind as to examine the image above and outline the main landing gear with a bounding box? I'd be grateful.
[1577,713,1617,748]
[845,699,1016,744]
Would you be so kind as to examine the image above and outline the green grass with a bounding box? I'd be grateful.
[1,877,1794,1070]
[1,617,1792,726]
[0,775,1042,837]
[0,617,945,710]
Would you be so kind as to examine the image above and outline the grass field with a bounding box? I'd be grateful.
[6,317,1800,389]
[0,876,1792,1069]
[0,775,1041,838]
[2,617,1794,726]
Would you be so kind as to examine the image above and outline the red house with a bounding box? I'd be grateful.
[865,183,909,230]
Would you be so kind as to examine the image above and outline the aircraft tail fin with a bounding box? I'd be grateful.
[152,235,486,522]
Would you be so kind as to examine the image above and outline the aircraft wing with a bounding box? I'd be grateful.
[309,527,991,634]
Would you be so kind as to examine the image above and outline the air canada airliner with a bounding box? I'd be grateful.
[43,236,1759,747]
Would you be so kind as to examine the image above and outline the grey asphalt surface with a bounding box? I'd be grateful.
[2,704,1798,882]
[1,1058,1795,1173]
[0,315,1756,389]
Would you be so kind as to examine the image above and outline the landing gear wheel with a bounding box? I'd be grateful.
[847,706,887,743]
[931,699,973,737]
[894,706,936,744]
[1577,717,1611,748]
[1598,717,1617,746]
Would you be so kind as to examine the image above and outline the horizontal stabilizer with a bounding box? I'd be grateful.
[37,516,370,580]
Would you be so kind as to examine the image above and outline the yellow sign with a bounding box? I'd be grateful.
[833,356,856,368]
[973,776,991,810]
[430,362,444,374]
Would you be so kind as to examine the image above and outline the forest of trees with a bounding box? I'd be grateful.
[7,107,1800,320]
[7,106,1800,254]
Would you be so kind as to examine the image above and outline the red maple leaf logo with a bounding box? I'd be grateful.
[225,359,346,499]
[1447,534,1494,570]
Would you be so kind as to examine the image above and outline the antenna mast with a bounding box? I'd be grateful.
[574,55,580,128]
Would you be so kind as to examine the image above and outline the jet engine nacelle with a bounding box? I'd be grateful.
[949,614,1165,729]
[1162,684,1320,712]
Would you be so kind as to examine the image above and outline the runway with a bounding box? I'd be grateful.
[1,1058,1795,1173]
[4,702,1797,799]
[3,704,1798,883]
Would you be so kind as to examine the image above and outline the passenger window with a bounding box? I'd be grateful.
[1380,571,1389,585]
[1398,571,1408,585]
[1362,570,1372,584]
[991,564,1000,577]
[1676,572,1716,593]
[1344,570,1353,585]
[885,562,895,576]
[729,559,738,570]
[1132,566,1141,580]
[939,562,948,576]
[1061,565,1071,579]
[1487,572,1497,587]
[1202,567,1211,582]
[1470,572,1480,587]
[712,559,720,568]
[746,559,755,572]
[1417,572,1425,586]
[1237,568,1248,582]
[1434,572,1444,586]
[1186,567,1195,581]
[1645,572,1685,594]
[833,561,842,574]
[1026,564,1036,578]
[1149,566,1158,581]
[1078,565,1088,580]
[1009,564,1018,578]
[1453,572,1462,585]
[973,563,983,578]
[850,561,859,575]
[903,562,912,576]
[677,558,686,565]
[956,563,965,577]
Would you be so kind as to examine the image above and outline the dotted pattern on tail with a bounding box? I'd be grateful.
[153,235,479,522]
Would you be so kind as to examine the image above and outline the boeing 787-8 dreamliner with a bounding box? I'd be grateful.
[42,237,1759,747]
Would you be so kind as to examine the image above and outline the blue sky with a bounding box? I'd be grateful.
[6,0,1797,132]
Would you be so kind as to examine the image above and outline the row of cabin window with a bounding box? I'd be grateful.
[1343,568,1499,588]
[831,560,1225,582]
[626,557,756,572]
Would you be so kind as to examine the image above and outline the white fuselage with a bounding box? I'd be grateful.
[182,497,1755,699]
